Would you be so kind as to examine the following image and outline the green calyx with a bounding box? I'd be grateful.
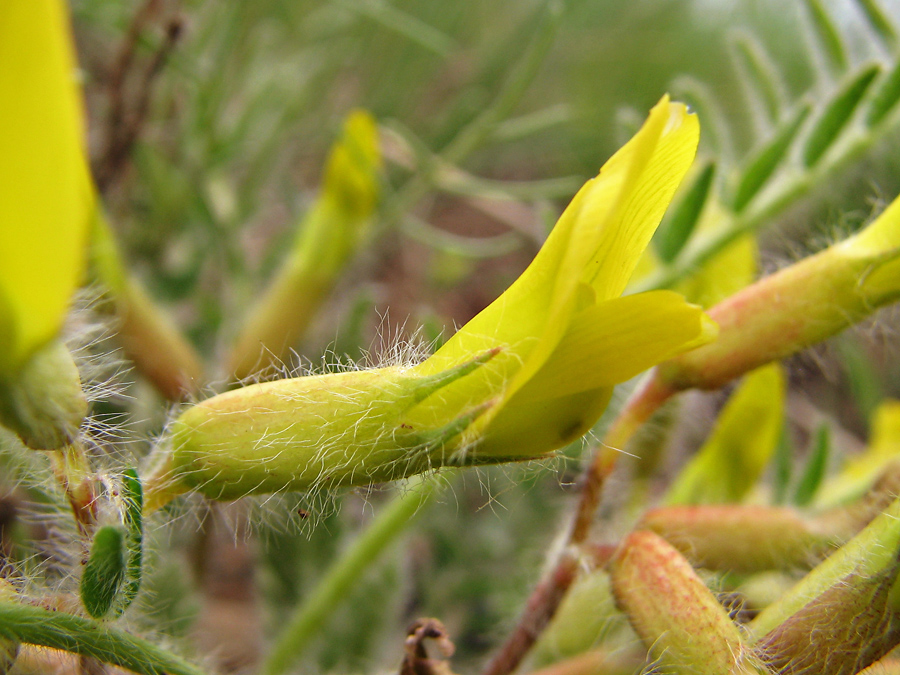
[0,338,86,450]
[144,350,500,507]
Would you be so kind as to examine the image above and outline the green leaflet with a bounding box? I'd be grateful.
[120,469,143,614]
[801,0,848,73]
[731,102,811,212]
[792,424,831,507]
[803,63,881,167]
[654,161,716,263]
[80,526,126,620]
[867,57,900,127]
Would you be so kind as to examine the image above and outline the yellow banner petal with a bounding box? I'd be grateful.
[408,98,700,454]
[0,0,93,375]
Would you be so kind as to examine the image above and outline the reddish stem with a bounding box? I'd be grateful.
[481,373,677,675]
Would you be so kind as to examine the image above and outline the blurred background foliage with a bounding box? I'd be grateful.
[23,0,900,672]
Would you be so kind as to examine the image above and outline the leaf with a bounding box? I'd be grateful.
[81,525,126,619]
[801,0,848,73]
[731,102,811,212]
[866,56,900,127]
[792,424,831,507]
[853,0,898,49]
[730,31,786,124]
[802,63,881,167]
[654,160,716,263]
[119,469,143,614]
[771,423,794,506]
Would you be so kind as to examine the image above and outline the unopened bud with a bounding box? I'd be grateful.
[609,530,765,674]
[639,505,832,573]
[144,350,498,508]
[750,496,900,674]
[0,339,86,450]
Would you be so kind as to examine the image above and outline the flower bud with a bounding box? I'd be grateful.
[0,339,86,450]
[229,110,380,380]
[90,212,203,400]
[609,530,766,674]
[750,496,900,674]
[144,350,498,508]
[639,505,832,573]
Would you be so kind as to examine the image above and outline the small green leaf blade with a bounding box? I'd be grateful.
[854,0,898,49]
[771,423,794,506]
[731,31,785,124]
[732,102,811,212]
[803,63,881,167]
[793,424,831,507]
[81,525,126,619]
[866,58,900,127]
[119,469,143,614]
[801,0,848,73]
[654,161,716,263]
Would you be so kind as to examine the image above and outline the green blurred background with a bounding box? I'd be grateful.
[57,1,900,672]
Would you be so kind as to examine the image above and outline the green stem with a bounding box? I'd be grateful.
[262,475,444,675]
[0,601,206,675]
[632,125,885,293]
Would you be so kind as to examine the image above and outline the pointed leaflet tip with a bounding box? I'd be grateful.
[408,347,502,404]
[803,63,881,167]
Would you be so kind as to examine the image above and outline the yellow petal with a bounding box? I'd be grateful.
[0,0,93,375]
[470,291,715,458]
[676,233,757,308]
[472,386,613,459]
[298,109,381,272]
[418,97,698,375]
[664,363,785,505]
[510,290,716,402]
[410,98,699,446]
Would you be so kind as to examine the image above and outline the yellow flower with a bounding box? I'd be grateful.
[145,96,715,506]
[0,0,94,377]
[0,0,93,450]
[404,96,714,459]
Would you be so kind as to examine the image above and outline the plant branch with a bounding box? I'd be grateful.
[380,0,564,234]
[480,379,676,675]
[95,1,183,193]
[0,600,207,675]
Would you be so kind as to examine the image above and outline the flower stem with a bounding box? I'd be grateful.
[569,375,678,546]
[262,475,443,675]
[481,377,676,675]
[0,600,206,675]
